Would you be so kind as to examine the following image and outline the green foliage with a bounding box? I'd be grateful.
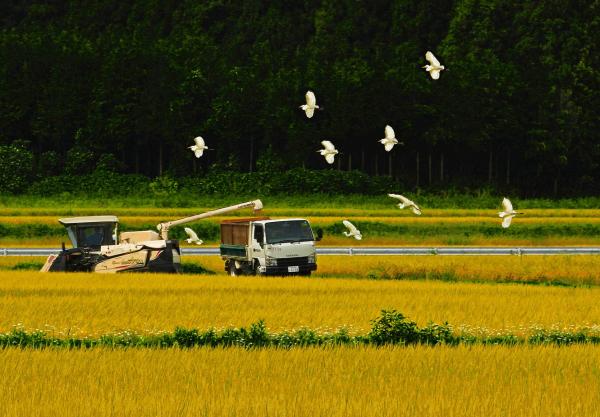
[0,0,597,196]
[3,311,600,349]
[368,310,421,345]
[0,142,34,194]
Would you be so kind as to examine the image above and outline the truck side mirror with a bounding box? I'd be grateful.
[315,228,323,241]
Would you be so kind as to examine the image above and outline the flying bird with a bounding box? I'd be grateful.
[300,90,320,118]
[318,140,338,164]
[184,227,203,245]
[342,220,362,240]
[498,198,523,228]
[423,51,446,80]
[388,194,422,215]
[379,125,401,152]
[189,136,209,158]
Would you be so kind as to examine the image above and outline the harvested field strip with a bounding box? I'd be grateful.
[2,346,600,417]
[2,255,600,287]
[2,217,600,241]
[1,207,600,218]
[1,271,599,334]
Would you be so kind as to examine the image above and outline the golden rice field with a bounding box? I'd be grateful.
[187,254,600,285]
[2,268,600,336]
[2,345,600,417]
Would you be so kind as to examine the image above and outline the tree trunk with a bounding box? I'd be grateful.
[249,137,254,173]
[428,153,432,185]
[488,150,493,183]
[158,142,163,176]
[416,152,420,187]
[440,153,444,182]
[505,150,510,185]
[361,148,365,171]
[135,139,140,174]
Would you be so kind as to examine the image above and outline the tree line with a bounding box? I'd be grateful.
[0,0,598,196]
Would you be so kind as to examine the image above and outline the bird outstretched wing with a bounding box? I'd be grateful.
[194,136,205,148]
[343,220,357,233]
[384,143,395,152]
[194,149,204,158]
[502,198,513,212]
[385,125,395,139]
[430,70,441,80]
[305,108,314,118]
[502,215,514,228]
[388,194,409,205]
[425,51,440,66]
[185,227,199,240]
[325,153,335,164]
[321,140,335,151]
[306,91,316,107]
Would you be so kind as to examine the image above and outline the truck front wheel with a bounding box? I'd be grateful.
[227,261,240,277]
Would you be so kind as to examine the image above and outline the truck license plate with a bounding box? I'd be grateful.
[288,266,299,273]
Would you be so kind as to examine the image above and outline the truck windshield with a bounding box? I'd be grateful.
[265,220,314,244]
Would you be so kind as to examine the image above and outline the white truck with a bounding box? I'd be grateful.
[220,217,321,276]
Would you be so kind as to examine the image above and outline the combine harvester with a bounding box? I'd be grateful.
[41,200,263,273]
[40,199,322,275]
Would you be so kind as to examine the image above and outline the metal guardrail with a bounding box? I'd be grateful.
[2,247,600,256]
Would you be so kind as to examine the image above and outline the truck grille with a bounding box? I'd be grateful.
[277,256,309,267]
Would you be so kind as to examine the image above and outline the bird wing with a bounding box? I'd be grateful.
[430,70,440,80]
[411,205,422,215]
[194,136,205,147]
[306,91,316,107]
[354,234,362,240]
[502,215,514,228]
[502,198,513,212]
[321,140,335,151]
[343,220,358,234]
[194,149,204,158]
[325,153,335,164]
[385,125,395,139]
[305,108,314,118]
[425,51,440,66]
[184,227,199,241]
[384,143,395,152]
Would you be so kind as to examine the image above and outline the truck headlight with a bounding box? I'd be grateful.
[265,257,278,266]
[307,254,315,264]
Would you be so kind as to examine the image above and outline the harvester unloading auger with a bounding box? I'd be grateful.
[40,200,263,273]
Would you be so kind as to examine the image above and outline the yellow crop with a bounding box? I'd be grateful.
[1,270,600,335]
[1,345,600,417]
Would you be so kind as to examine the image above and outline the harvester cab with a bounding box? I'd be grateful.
[40,199,263,274]
[60,216,118,248]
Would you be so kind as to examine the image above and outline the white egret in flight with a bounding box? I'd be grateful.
[184,227,204,245]
[388,194,422,215]
[318,140,338,164]
[189,136,209,158]
[379,125,401,152]
[423,51,446,80]
[342,220,362,240]
[300,90,320,118]
[498,198,523,228]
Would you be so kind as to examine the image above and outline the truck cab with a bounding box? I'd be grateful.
[220,218,320,276]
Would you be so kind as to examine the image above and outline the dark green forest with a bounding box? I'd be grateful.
[0,0,598,197]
